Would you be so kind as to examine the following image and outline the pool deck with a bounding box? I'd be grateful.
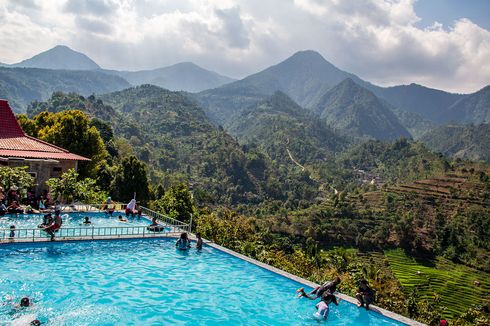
[0,215,425,326]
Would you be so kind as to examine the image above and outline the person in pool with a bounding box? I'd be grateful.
[83,216,91,224]
[356,279,375,310]
[44,214,62,241]
[118,215,128,222]
[16,297,31,308]
[297,276,341,300]
[176,232,191,250]
[195,232,203,250]
[314,291,340,319]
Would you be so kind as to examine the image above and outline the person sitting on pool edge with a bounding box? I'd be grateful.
[297,276,341,300]
[7,201,23,214]
[83,216,91,224]
[176,232,191,250]
[118,215,128,222]
[314,291,340,320]
[356,279,375,310]
[147,217,164,232]
[196,232,203,250]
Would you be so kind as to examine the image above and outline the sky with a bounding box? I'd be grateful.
[0,0,489,93]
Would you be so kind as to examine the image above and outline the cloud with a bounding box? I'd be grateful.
[0,0,488,93]
[215,6,250,49]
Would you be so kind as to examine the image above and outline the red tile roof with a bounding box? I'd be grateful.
[0,99,90,161]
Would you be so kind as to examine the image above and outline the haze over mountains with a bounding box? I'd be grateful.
[1,44,489,162]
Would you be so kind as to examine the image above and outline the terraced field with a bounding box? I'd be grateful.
[386,249,490,320]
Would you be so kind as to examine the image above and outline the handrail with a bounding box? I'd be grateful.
[0,224,186,241]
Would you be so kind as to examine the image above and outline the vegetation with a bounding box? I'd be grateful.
[46,169,106,203]
[421,123,490,163]
[18,109,108,178]
[0,166,35,196]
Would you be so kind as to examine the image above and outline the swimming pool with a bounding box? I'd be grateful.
[0,212,150,229]
[0,238,405,325]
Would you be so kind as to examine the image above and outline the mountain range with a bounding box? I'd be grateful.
[1,45,489,157]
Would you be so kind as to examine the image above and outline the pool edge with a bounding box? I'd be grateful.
[205,241,426,326]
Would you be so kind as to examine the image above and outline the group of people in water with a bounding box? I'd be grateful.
[297,276,376,319]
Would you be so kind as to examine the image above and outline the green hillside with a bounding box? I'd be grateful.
[313,79,412,141]
[0,67,130,112]
[421,123,490,163]
[445,86,490,124]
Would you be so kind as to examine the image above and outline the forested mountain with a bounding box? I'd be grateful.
[313,79,411,140]
[105,62,235,92]
[0,67,130,112]
[10,45,101,70]
[369,83,464,124]
[196,50,368,125]
[444,85,490,124]
[226,91,347,164]
[421,123,490,163]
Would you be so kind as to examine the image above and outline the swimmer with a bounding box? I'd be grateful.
[297,276,341,300]
[14,297,31,309]
[83,216,91,224]
[196,232,203,250]
[118,215,128,222]
[176,232,191,250]
[314,292,339,319]
[9,225,15,238]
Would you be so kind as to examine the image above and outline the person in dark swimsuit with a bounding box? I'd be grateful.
[356,279,375,310]
[297,276,341,300]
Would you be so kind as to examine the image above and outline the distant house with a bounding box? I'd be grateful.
[0,99,89,195]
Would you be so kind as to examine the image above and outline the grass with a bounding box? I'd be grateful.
[385,249,490,320]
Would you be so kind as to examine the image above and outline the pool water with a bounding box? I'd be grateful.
[0,212,151,229]
[0,239,404,325]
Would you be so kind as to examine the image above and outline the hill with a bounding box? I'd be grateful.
[421,123,490,163]
[444,85,490,124]
[11,45,100,70]
[313,79,411,140]
[196,50,369,125]
[226,91,346,165]
[369,83,464,124]
[107,62,235,93]
[0,67,130,113]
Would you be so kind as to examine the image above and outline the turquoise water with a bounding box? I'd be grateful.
[0,239,405,325]
[0,212,150,229]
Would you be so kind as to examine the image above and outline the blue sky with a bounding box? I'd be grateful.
[0,0,488,93]
[415,0,490,30]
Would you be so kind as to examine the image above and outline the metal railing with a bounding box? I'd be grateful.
[0,203,191,242]
[0,225,179,241]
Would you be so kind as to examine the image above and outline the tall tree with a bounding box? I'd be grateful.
[112,156,150,202]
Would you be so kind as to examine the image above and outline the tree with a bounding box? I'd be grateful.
[112,156,150,202]
[0,166,35,196]
[154,183,195,223]
[46,169,106,203]
[17,110,108,178]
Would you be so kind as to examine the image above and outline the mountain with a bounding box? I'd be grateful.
[444,86,490,124]
[421,123,490,163]
[11,45,100,70]
[196,50,370,125]
[369,83,464,124]
[313,79,412,141]
[0,67,130,112]
[107,62,235,93]
[226,91,347,165]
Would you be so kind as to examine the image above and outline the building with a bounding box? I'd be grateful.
[0,99,89,195]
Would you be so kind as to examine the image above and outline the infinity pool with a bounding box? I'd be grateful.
[0,239,404,325]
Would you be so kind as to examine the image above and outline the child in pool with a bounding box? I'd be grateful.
[118,215,128,222]
[83,216,91,224]
[196,232,203,250]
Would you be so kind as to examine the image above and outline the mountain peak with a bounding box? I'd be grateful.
[13,45,100,70]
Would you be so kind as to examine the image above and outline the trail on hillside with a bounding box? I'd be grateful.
[286,147,306,171]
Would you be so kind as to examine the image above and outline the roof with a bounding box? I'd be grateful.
[0,99,90,161]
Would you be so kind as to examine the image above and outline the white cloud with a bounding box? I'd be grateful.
[0,0,488,93]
